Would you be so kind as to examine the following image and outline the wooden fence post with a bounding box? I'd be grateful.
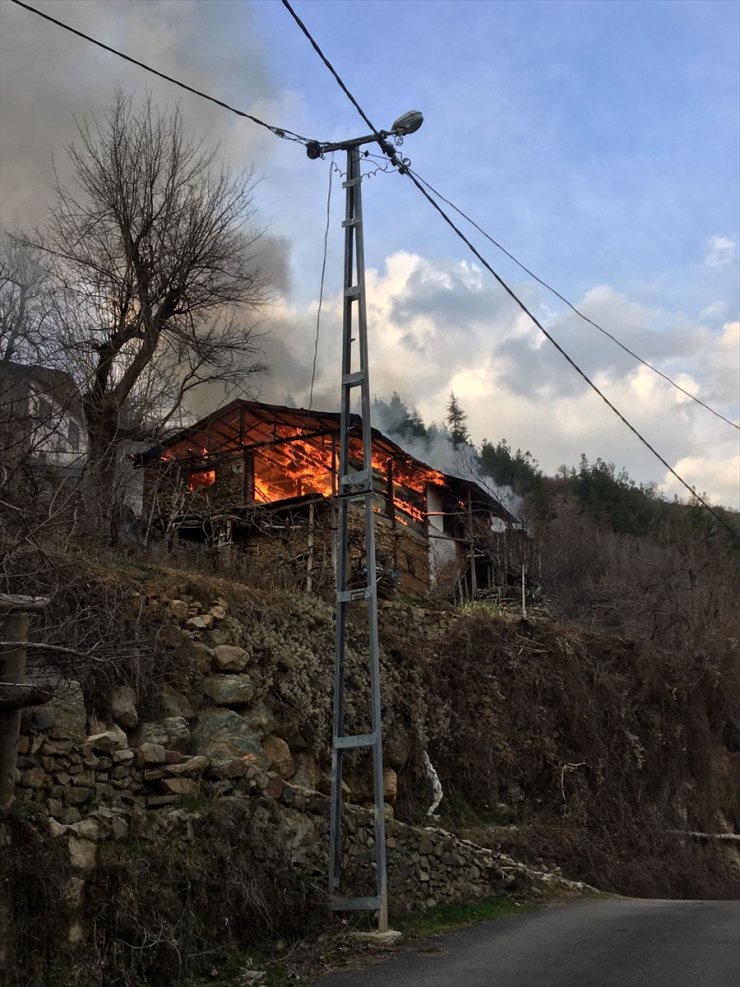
[0,594,50,809]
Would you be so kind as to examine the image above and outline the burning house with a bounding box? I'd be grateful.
[140,400,527,599]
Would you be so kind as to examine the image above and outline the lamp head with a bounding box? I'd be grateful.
[390,110,424,137]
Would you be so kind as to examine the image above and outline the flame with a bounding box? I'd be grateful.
[345,437,443,524]
[158,418,443,525]
[188,469,216,492]
[252,438,334,503]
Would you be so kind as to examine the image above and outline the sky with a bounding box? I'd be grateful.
[0,0,738,507]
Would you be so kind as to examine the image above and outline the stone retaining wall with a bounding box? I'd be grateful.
[8,587,579,960]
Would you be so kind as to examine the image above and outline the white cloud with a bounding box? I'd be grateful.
[704,236,738,269]
[661,454,740,509]
[256,251,740,509]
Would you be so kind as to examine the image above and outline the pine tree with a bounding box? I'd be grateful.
[446,391,470,449]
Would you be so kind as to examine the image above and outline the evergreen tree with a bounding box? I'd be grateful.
[567,455,661,536]
[373,391,429,444]
[445,391,470,449]
[479,438,547,503]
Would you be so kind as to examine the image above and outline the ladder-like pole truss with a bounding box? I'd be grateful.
[328,145,388,932]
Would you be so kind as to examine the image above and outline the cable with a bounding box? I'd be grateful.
[308,158,334,411]
[408,168,739,432]
[9,0,313,146]
[282,2,740,541]
[405,173,740,539]
[280,0,380,141]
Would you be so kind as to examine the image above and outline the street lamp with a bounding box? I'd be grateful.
[305,109,423,158]
[308,113,423,934]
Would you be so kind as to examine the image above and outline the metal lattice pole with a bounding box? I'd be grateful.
[328,144,388,932]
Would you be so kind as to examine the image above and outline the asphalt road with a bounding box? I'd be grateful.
[312,898,740,987]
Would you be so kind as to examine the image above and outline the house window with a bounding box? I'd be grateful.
[188,469,217,492]
[68,421,80,452]
[38,398,53,421]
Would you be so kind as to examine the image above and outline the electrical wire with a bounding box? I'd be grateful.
[280,0,381,141]
[9,0,313,146]
[281,0,740,541]
[408,167,739,431]
[308,159,335,411]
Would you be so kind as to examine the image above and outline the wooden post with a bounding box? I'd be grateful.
[0,594,50,809]
[467,491,477,600]
[521,564,527,620]
[306,501,315,594]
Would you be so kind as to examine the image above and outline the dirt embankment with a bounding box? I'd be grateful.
[30,561,740,898]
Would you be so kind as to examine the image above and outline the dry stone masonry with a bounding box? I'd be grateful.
[9,587,584,954]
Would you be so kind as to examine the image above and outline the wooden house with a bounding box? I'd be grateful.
[139,400,526,599]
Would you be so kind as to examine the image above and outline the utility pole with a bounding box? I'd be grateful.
[307,111,423,933]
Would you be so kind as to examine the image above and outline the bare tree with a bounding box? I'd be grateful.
[0,235,54,367]
[22,90,268,536]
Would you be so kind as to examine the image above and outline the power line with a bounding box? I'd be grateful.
[308,159,335,411]
[408,168,739,431]
[9,0,313,146]
[281,0,740,541]
[280,0,381,141]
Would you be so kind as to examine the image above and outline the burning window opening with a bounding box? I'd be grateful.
[187,469,216,492]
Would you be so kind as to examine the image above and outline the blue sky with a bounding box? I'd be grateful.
[255,0,739,311]
[1,0,738,505]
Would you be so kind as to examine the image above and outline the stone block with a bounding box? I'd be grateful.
[206,757,248,780]
[242,700,276,737]
[170,600,189,623]
[67,819,101,841]
[85,725,128,755]
[134,743,167,767]
[146,795,180,808]
[68,838,97,872]
[46,680,87,741]
[203,674,255,707]
[159,778,199,796]
[143,768,167,781]
[159,684,195,721]
[162,717,190,752]
[166,755,210,777]
[189,710,269,765]
[111,685,139,730]
[212,645,249,672]
[264,775,284,800]
[134,722,168,747]
[190,642,214,675]
[66,787,94,806]
[262,735,295,779]
[186,615,210,632]
[383,768,398,802]
[19,767,46,789]
[291,752,318,791]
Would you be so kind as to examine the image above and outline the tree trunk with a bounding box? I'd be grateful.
[0,612,28,808]
[84,406,122,544]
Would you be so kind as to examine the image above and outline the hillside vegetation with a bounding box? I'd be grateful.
[9,519,740,901]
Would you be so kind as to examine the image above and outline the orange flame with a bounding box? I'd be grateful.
[188,469,216,492]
